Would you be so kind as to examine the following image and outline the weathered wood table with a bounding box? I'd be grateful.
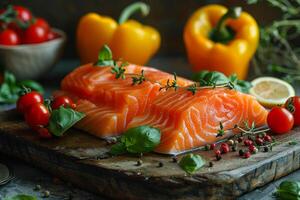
[0,59,299,200]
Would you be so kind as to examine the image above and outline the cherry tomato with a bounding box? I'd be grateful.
[0,29,20,45]
[36,127,52,139]
[35,18,50,32]
[51,96,76,110]
[13,6,32,22]
[285,96,300,126]
[22,23,47,44]
[25,103,50,127]
[17,91,43,113]
[267,107,294,134]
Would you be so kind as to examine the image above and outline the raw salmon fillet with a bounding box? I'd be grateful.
[59,63,193,137]
[127,88,268,154]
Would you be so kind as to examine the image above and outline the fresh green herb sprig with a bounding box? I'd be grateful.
[0,71,44,104]
[159,73,179,91]
[48,106,85,137]
[110,125,161,155]
[179,153,205,174]
[247,0,300,83]
[131,70,146,85]
[192,71,252,94]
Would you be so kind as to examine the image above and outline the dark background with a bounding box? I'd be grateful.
[2,0,279,59]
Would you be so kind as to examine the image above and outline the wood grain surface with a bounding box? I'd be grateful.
[0,110,299,200]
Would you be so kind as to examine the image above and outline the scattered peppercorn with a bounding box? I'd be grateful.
[216,154,222,161]
[172,157,178,163]
[264,146,269,152]
[238,137,243,143]
[234,140,239,145]
[210,143,216,150]
[220,143,230,153]
[43,190,50,198]
[136,160,143,166]
[255,138,264,146]
[215,149,221,156]
[209,162,213,167]
[204,144,210,151]
[34,184,41,191]
[244,139,253,146]
[231,145,237,152]
[244,151,251,159]
[228,139,234,146]
[264,135,272,142]
[158,162,164,168]
[239,149,245,156]
[249,145,258,154]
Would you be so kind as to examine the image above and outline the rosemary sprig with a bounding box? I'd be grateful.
[247,0,300,83]
[159,73,179,91]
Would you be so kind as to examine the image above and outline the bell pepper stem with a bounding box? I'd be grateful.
[118,2,150,24]
[210,7,242,43]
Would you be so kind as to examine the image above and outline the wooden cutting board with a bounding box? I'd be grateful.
[0,110,300,200]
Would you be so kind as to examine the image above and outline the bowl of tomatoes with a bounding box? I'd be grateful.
[0,5,66,80]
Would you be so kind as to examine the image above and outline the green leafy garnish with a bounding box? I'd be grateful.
[110,125,161,155]
[94,45,115,67]
[192,70,252,93]
[4,194,37,200]
[132,70,146,85]
[0,71,44,104]
[274,180,300,200]
[192,70,228,86]
[179,153,205,174]
[48,106,85,137]
[159,73,179,91]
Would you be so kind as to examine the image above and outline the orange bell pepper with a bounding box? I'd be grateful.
[77,2,160,65]
[184,5,259,79]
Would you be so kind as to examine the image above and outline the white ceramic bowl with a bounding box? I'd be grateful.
[0,28,66,80]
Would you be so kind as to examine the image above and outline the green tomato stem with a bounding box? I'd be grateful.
[118,2,150,24]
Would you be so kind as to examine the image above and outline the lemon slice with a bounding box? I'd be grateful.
[249,77,295,108]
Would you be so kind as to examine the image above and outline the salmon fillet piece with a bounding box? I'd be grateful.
[59,63,193,137]
[127,88,268,154]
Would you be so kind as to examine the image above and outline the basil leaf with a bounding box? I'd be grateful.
[179,153,205,174]
[192,71,229,86]
[0,83,19,104]
[228,74,252,93]
[94,45,114,67]
[4,71,16,85]
[4,194,37,200]
[18,80,44,94]
[109,125,161,155]
[192,70,252,93]
[0,71,44,104]
[110,142,127,155]
[275,181,300,200]
[48,106,85,137]
[121,126,161,154]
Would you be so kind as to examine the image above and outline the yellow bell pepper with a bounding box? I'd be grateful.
[77,2,160,65]
[184,5,259,79]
